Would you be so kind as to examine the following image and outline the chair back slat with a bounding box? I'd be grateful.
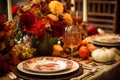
[75,0,117,32]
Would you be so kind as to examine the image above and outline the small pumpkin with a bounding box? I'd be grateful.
[78,45,90,59]
[91,47,116,63]
[52,44,68,57]
[81,38,89,45]
[87,43,97,53]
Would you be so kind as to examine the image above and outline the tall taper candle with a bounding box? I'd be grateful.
[71,0,75,12]
[7,0,12,21]
[83,0,88,22]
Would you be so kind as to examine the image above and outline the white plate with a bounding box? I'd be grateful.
[89,40,120,46]
[89,33,120,44]
[88,33,120,46]
[22,57,73,73]
[17,57,80,76]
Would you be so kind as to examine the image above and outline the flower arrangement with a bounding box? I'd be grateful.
[13,0,73,38]
[0,0,73,76]
[11,0,73,58]
[0,15,16,54]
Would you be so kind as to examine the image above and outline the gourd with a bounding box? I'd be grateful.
[91,48,116,63]
[52,44,63,56]
[52,44,68,57]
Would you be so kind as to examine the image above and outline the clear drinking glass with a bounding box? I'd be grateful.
[62,25,82,55]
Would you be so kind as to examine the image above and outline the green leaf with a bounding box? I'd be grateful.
[49,37,58,45]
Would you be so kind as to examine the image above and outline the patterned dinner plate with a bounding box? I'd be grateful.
[17,57,80,76]
[21,57,73,73]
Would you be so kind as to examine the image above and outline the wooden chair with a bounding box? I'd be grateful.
[75,0,117,33]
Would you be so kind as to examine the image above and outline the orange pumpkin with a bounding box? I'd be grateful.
[87,43,96,53]
[82,38,89,45]
[78,45,90,59]
[80,38,89,46]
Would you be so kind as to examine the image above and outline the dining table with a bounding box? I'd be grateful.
[12,48,120,80]
[1,52,120,80]
[70,33,120,80]
[1,33,120,80]
[71,53,120,80]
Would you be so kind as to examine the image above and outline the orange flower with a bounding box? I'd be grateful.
[47,14,58,21]
[63,13,73,25]
[32,0,41,4]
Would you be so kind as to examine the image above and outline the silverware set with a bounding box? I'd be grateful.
[70,63,103,80]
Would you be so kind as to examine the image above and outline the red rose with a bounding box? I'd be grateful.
[12,5,19,16]
[52,21,65,37]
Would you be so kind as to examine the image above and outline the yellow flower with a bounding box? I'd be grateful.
[49,1,63,14]
[47,14,58,21]
[22,4,33,11]
[63,13,73,25]
[12,44,36,59]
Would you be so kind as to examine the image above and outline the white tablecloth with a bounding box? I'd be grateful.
[71,54,120,80]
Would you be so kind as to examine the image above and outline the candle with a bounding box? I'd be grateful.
[71,0,75,12]
[7,0,12,21]
[83,0,88,22]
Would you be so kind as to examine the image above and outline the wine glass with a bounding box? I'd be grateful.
[62,25,82,55]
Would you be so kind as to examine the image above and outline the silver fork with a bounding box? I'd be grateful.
[70,68,97,80]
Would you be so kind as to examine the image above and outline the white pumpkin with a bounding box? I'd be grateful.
[91,48,116,63]
[110,48,120,55]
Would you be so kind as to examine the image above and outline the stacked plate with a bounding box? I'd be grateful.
[88,33,120,46]
[17,57,80,76]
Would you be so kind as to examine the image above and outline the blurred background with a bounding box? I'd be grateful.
[0,0,120,33]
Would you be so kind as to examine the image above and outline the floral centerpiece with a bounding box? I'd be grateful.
[0,0,73,76]
[12,0,73,58]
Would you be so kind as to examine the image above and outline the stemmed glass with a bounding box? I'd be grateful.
[62,25,82,55]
